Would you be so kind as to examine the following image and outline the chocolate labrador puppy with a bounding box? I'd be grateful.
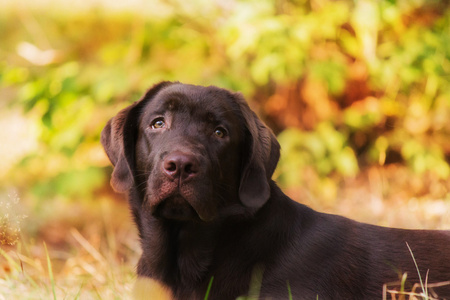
[101,81,450,299]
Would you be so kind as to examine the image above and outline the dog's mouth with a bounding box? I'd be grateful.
[148,180,217,222]
[152,195,199,221]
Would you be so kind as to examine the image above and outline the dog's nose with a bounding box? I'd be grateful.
[162,152,199,182]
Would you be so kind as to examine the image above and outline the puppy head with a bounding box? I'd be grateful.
[101,82,280,221]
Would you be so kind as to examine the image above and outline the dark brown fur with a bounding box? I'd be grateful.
[102,82,450,299]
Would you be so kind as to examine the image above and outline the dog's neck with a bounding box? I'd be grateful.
[134,182,305,299]
[136,213,218,296]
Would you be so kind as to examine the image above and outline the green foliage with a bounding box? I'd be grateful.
[1,0,449,203]
[277,123,359,187]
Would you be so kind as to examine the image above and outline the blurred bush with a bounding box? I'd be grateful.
[1,0,449,203]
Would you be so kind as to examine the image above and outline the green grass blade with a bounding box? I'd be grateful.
[204,276,214,300]
[74,281,85,300]
[406,242,428,298]
[44,242,57,300]
[400,272,407,293]
[287,280,293,300]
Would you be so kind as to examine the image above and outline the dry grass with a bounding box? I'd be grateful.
[0,238,137,299]
[0,198,140,299]
[381,243,450,300]
[384,280,450,300]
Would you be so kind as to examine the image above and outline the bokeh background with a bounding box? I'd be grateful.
[1,0,449,298]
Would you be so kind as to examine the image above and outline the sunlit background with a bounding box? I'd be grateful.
[1,0,449,298]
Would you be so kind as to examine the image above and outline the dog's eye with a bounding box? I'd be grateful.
[214,127,227,138]
[151,118,165,129]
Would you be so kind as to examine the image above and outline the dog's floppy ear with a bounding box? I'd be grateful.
[235,93,280,209]
[101,81,174,193]
[101,104,136,193]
